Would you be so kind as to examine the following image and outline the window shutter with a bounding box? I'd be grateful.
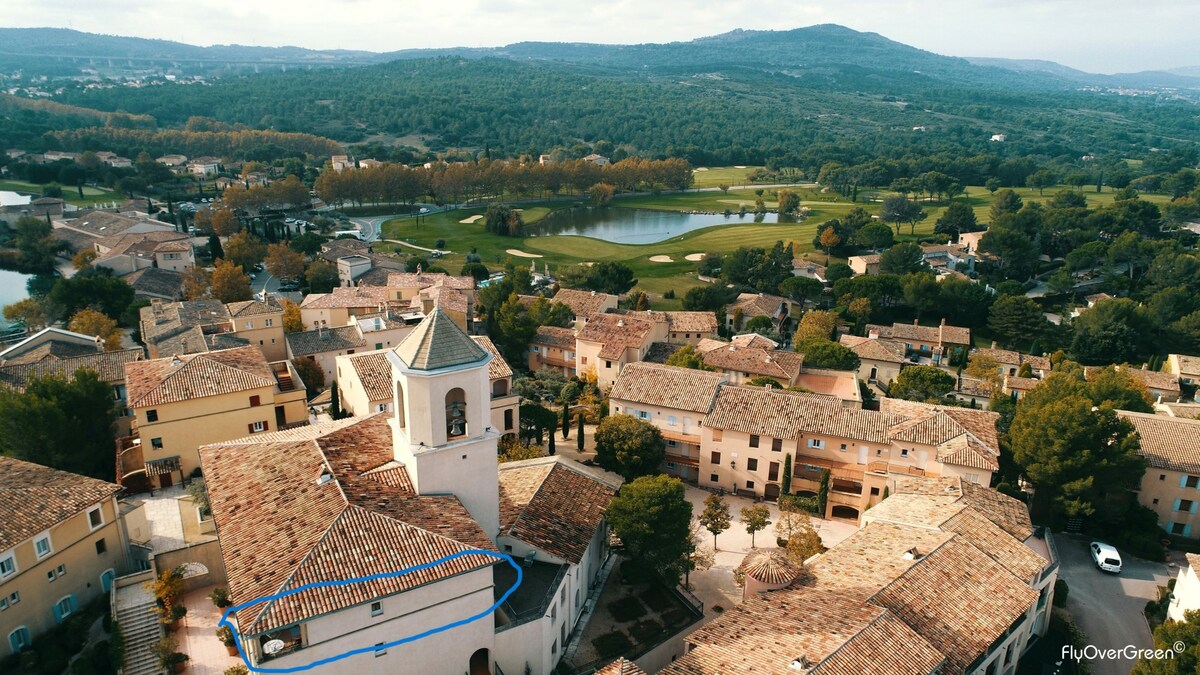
[1182,475,1190,488]
[52,602,63,623]
[1174,499,1182,512]
[248,423,254,434]
[1191,502,1198,515]
[263,420,269,431]
[1187,525,1194,538]
[69,595,78,613]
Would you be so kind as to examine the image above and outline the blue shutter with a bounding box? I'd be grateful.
[1183,475,1190,488]
[1174,499,1182,512]
[52,601,63,623]
[1192,502,1199,515]
[69,594,78,614]
[1186,525,1194,538]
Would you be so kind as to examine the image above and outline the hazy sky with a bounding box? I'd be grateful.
[4,0,1196,73]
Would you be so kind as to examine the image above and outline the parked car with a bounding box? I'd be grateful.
[277,282,301,293]
[1090,541,1122,574]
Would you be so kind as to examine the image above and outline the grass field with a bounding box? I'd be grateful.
[690,166,763,189]
[382,183,1174,303]
[0,179,122,207]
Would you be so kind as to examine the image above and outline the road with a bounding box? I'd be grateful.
[1057,534,1170,675]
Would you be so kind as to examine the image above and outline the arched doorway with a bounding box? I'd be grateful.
[831,505,860,521]
[469,648,491,675]
[763,484,781,502]
[100,569,116,593]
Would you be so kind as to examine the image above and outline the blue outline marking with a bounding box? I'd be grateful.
[220,550,522,673]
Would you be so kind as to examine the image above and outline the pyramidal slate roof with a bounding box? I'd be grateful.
[393,308,487,370]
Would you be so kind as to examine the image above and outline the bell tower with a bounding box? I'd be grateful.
[386,309,500,538]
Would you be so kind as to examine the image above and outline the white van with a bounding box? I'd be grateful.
[1090,541,1123,574]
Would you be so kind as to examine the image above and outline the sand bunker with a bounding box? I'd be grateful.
[694,167,709,172]
[460,215,483,224]
[506,249,543,258]
[649,255,674,263]
[685,253,705,261]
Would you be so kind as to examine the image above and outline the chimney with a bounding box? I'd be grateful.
[991,341,997,349]
[94,335,104,352]
[940,318,946,326]
[913,319,919,325]
[421,296,434,314]
[590,290,596,296]
[868,329,879,339]
[617,319,624,328]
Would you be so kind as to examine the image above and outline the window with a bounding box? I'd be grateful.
[375,643,386,657]
[8,592,18,605]
[245,320,254,329]
[870,487,880,496]
[747,458,759,472]
[151,438,163,450]
[95,539,107,555]
[88,507,103,530]
[0,597,6,611]
[56,564,66,577]
[47,569,57,582]
[370,601,383,617]
[636,410,649,420]
[605,360,612,369]
[771,438,782,452]
[54,595,75,621]
[531,345,540,353]
[711,451,721,464]
[1188,476,1200,488]
[0,554,14,578]
[250,421,266,433]
[551,639,558,656]
[900,448,910,457]
[503,544,513,553]
[749,435,760,448]
[710,474,719,483]
[146,409,158,422]
[665,462,678,470]
[249,395,261,407]
[1153,498,1160,505]
[1161,474,1167,481]
[504,409,514,431]
[711,429,722,441]
[265,319,273,327]
[964,473,981,484]
[668,416,677,426]
[840,443,847,451]
[807,439,825,450]
[34,534,51,559]
[666,439,677,447]
[580,356,587,365]
[1172,522,1188,535]
[8,626,30,653]
[746,481,755,489]
[1180,500,1195,512]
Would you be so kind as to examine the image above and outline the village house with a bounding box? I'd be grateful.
[92,230,194,275]
[920,242,976,275]
[848,253,882,276]
[695,339,804,387]
[0,458,132,655]
[1168,555,1200,621]
[155,154,188,167]
[866,319,972,366]
[665,475,1057,675]
[610,364,1000,516]
[582,153,610,166]
[971,345,1052,378]
[791,259,828,283]
[140,297,287,361]
[1167,354,1200,387]
[198,309,618,675]
[725,293,792,335]
[53,211,175,254]
[839,333,907,387]
[549,289,618,328]
[1070,292,1115,319]
[119,346,308,489]
[123,267,185,301]
[575,312,661,389]
[528,326,578,376]
[187,157,220,177]
[1085,364,1180,403]
[1119,411,1200,538]
[288,309,420,384]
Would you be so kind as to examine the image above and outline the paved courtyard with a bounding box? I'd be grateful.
[179,585,245,675]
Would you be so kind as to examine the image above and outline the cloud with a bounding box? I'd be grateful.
[2,0,1194,72]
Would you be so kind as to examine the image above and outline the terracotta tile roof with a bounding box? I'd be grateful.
[595,658,647,675]
[971,347,1051,372]
[665,311,718,334]
[886,476,1034,541]
[738,549,803,586]
[0,348,143,391]
[661,586,943,675]
[394,309,488,371]
[125,346,276,407]
[1004,375,1040,391]
[299,285,391,310]
[124,267,184,299]
[386,272,475,290]
[729,293,787,319]
[866,321,971,347]
[532,325,577,350]
[851,253,882,264]
[0,456,122,551]
[729,333,780,350]
[702,344,804,382]
[1162,403,1200,420]
[1188,553,1200,578]
[497,458,618,564]
[345,351,393,402]
[1085,365,1181,393]
[871,537,1038,675]
[412,284,473,314]
[285,325,365,357]
[552,288,617,318]
[95,230,191,261]
[140,298,231,343]
[577,312,655,360]
[941,508,1046,583]
[806,523,956,601]
[226,297,283,317]
[199,415,496,635]
[60,211,148,237]
[1119,411,1200,474]
[471,335,512,380]
[642,342,683,364]
[610,363,727,414]
[839,335,907,364]
[707,385,894,443]
[879,398,1001,472]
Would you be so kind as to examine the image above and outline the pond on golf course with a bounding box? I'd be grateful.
[527,207,785,244]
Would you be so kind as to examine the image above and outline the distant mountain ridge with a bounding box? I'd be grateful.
[1,25,1196,91]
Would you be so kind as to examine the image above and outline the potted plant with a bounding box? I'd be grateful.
[154,637,181,671]
[166,652,190,673]
[217,626,240,656]
[225,667,250,675]
[209,587,231,609]
[164,605,187,632]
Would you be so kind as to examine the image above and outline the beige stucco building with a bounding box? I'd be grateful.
[119,346,308,489]
[1,458,131,654]
[92,231,194,276]
[1120,411,1200,538]
[140,297,288,362]
[288,311,420,385]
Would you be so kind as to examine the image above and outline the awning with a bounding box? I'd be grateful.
[144,456,181,477]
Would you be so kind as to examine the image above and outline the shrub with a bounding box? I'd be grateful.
[226,667,251,675]
[660,607,693,628]
[608,596,648,622]
[435,239,446,249]
[663,289,675,299]
[639,586,673,612]
[592,632,633,660]
[629,619,664,643]
[209,587,231,608]
[1053,579,1069,608]
[217,626,236,647]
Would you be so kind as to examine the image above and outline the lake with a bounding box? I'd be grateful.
[0,269,33,309]
[528,207,784,244]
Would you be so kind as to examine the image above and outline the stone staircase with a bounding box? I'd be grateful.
[114,575,164,675]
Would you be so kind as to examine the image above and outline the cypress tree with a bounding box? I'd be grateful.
[577,413,585,452]
[562,405,570,439]
[781,454,792,495]
[548,433,556,456]
[817,469,830,516]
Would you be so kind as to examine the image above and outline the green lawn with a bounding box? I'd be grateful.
[690,166,763,189]
[379,183,1176,302]
[0,179,122,207]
